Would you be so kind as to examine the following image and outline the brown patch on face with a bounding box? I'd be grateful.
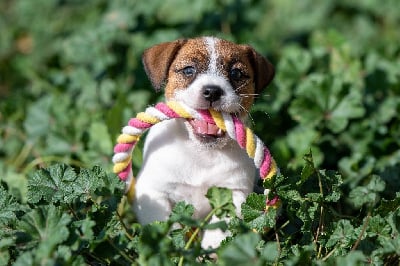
[142,39,187,91]
[164,38,209,99]
[214,39,275,112]
[142,37,275,114]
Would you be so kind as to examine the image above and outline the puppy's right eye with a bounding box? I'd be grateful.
[181,66,196,77]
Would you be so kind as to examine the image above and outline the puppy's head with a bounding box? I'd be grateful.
[142,37,274,145]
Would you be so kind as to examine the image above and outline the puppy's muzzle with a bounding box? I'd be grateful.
[202,85,223,104]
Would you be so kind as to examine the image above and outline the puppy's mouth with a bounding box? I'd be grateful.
[188,119,225,138]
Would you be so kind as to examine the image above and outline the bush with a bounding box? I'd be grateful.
[1,0,399,265]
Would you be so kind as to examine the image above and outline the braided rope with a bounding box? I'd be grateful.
[112,101,279,209]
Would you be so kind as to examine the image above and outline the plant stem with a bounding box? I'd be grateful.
[178,208,218,266]
[13,143,33,169]
[116,209,135,241]
[321,247,337,261]
[274,224,281,265]
[107,237,136,264]
[351,212,371,251]
[314,167,325,258]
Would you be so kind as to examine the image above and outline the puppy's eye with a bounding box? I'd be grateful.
[181,66,196,77]
[230,68,243,81]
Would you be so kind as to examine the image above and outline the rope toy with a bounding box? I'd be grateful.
[112,101,280,210]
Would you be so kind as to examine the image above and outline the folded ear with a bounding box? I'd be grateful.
[245,46,275,93]
[142,39,187,91]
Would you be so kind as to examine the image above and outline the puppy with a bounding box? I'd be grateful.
[133,36,274,248]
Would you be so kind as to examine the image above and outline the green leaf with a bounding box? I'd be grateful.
[23,96,52,141]
[0,186,26,226]
[27,164,123,204]
[332,250,366,266]
[219,232,261,266]
[367,215,391,237]
[206,187,236,218]
[0,238,14,266]
[327,87,365,133]
[377,192,400,214]
[326,220,358,252]
[300,150,316,183]
[73,217,96,241]
[88,122,113,154]
[241,193,276,232]
[94,166,125,197]
[169,201,197,227]
[260,241,279,262]
[17,205,71,259]
[27,164,77,204]
[71,167,105,202]
[203,220,228,231]
[349,175,386,208]
[13,252,35,266]
[242,193,266,221]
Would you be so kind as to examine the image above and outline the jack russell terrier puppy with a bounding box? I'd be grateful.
[133,36,275,249]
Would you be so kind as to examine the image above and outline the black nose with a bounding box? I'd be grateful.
[202,85,223,103]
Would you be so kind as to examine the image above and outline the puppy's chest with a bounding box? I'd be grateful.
[141,120,255,186]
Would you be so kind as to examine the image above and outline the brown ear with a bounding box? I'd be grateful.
[246,46,275,93]
[142,39,187,91]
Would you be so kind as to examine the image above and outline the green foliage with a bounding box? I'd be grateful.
[1,0,400,265]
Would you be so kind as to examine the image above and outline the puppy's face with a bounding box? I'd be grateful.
[142,37,274,145]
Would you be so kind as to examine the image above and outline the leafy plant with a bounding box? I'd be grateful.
[1,0,400,265]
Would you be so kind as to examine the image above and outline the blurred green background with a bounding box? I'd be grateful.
[1,0,399,202]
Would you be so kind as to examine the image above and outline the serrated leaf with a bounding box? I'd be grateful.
[73,217,96,241]
[349,175,386,208]
[242,193,276,232]
[326,219,358,250]
[170,228,187,249]
[72,167,104,202]
[281,190,302,202]
[27,164,122,204]
[27,164,77,204]
[242,193,266,221]
[17,205,71,259]
[300,150,315,183]
[139,221,172,260]
[169,201,197,227]
[366,215,391,237]
[219,232,261,266]
[377,192,400,214]
[0,186,26,226]
[93,166,124,197]
[206,187,236,218]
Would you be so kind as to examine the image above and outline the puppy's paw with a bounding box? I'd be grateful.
[201,228,229,250]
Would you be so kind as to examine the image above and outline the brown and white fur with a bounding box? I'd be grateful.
[133,36,274,248]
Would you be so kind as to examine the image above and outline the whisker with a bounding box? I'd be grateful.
[238,103,256,126]
[240,95,261,99]
[239,93,260,96]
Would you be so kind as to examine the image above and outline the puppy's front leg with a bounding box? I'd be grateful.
[201,190,248,249]
[133,188,172,225]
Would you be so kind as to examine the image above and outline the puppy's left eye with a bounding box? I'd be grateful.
[230,68,243,81]
[181,66,196,77]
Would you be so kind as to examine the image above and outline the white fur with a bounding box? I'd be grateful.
[133,37,257,249]
[205,37,220,75]
[174,74,242,113]
[133,119,256,248]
